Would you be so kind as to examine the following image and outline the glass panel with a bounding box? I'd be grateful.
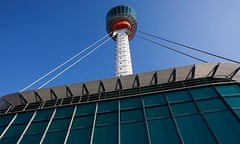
[171,102,197,115]
[72,115,94,128]
[190,87,218,99]
[121,122,148,144]
[119,6,123,13]
[25,121,48,134]
[43,130,67,144]
[197,99,227,112]
[20,134,42,144]
[0,137,19,144]
[54,106,74,118]
[93,125,117,144]
[67,128,91,144]
[235,109,240,117]
[3,124,26,138]
[166,90,191,103]
[225,97,240,108]
[148,119,181,144]
[146,106,170,118]
[76,103,96,116]
[120,97,142,109]
[13,112,33,124]
[117,7,120,14]
[0,127,5,135]
[176,115,216,144]
[127,7,130,14]
[215,85,240,96]
[98,100,118,112]
[96,112,117,125]
[113,8,116,15]
[0,114,14,127]
[204,111,240,143]
[143,94,166,106]
[123,6,128,13]
[33,109,53,121]
[0,114,14,134]
[48,118,71,131]
[121,109,144,122]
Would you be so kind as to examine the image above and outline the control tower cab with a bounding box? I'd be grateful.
[106,5,137,40]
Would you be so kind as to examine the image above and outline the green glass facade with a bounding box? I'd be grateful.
[0,78,240,144]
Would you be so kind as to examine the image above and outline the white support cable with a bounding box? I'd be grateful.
[38,37,112,89]
[20,33,111,92]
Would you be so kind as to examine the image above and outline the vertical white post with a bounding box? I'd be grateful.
[113,29,133,77]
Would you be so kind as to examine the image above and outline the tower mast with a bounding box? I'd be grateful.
[106,5,137,77]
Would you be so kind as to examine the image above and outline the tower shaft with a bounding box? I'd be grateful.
[114,29,133,76]
[106,5,137,77]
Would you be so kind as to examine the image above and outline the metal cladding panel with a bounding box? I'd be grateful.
[215,63,240,78]
[2,93,23,106]
[118,74,136,89]
[84,80,100,94]
[195,63,217,78]
[101,77,118,92]
[156,68,174,84]
[138,71,156,86]
[35,88,52,101]
[68,83,83,97]
[176,65,193,81]
[21,91,36,103]
[233,70,240,81]
[51,86,67,99]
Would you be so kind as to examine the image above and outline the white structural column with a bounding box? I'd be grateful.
[113,29,133,77]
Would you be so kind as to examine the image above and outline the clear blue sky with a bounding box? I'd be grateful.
[1,0,240,96]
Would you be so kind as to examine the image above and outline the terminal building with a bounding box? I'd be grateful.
[0,5,240,144]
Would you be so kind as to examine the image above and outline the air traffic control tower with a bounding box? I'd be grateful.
[106,5,137,77]
[0,5,240,144]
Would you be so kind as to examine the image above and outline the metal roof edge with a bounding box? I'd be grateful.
[2,62,240,106]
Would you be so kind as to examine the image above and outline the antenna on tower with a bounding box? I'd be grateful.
[106,5,137,77]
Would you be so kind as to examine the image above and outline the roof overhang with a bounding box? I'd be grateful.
[2,62,240,106]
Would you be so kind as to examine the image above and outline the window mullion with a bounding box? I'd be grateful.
[186,88,220,143]
[212,85,240,122]
[118,99,121,144]
[64,105,77,144]
[16,111,37,144]
[39,108,56,144]
[0,113,18,139]
[90,102,98,144]
[141,96,151,144]
[164,94,185,144]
